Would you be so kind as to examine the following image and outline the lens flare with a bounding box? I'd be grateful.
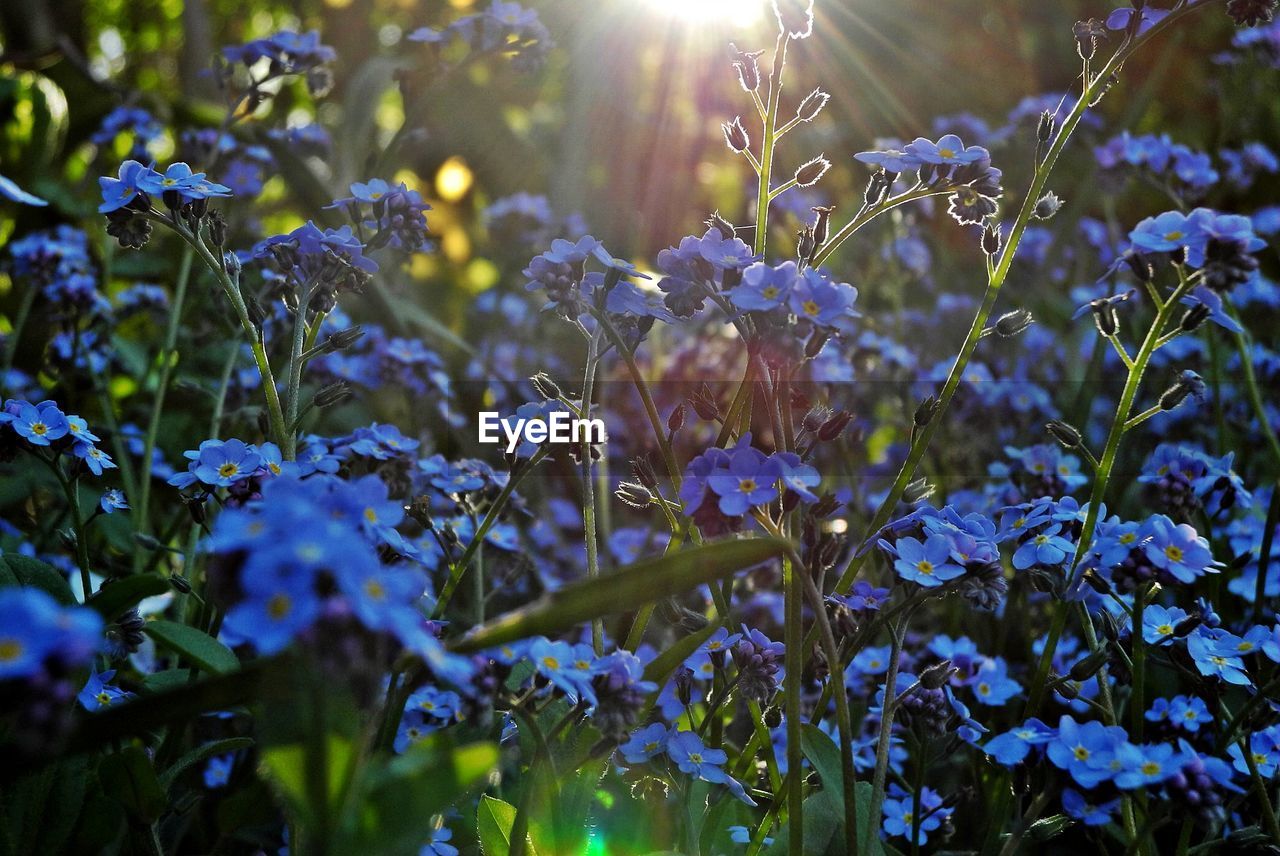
[643,0,765,27]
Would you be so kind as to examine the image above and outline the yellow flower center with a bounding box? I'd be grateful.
[541,656,560,670]
[364,580,386,600]
[1164,230,1184,242]
[1141,761,1161,776]
[0,639,22,662]
[218,462,239,478]
[1074,746,1090,761]
[1164,545,1184,563]
[739,478,757,493]
[762,286,778,299]
[916,560,934,575]
[96,691,113,707]
[801,299,820,316]
[267,593,292,620]
[938,148,956,159]
[31,422,47,435]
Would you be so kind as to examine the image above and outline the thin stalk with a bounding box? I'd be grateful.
[868,618,908,854]
[134,246,194,569]
[753,33,789,257]
[581,326,605,655]
[1,281,38,393]
[783,553,803,855]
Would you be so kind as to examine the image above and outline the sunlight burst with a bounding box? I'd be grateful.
[643,0,766,27]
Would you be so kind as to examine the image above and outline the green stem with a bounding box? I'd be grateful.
[782,553,803,855]
[580,327,605,655]
[1,280,38,394]
[754,33,789,257]
[134,246,194,567]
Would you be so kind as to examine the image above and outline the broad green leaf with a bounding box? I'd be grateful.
[144,619,239,674]
[0,554,76,605]
[799,725,882,856]
[98,747,165,824]
[87,574,169,619]
[453,538,788,652]
[159,737,253,791]
[260,735,355,828]
[351,738,498,854]
[765,794,841,856]
[478,794,538,856]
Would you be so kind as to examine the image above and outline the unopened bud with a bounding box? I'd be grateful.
[728,43,764,92]
[324,325,364,353]
[995,309,1034,337]
[1029,814,1073,842]
[1082,569,1113,596]
[1046,419,1083,449]
[794,156,831,188]
[1068,648,1109,681]
[705,211,736,241]
[1054,679,1079,701]
[981,224,1002,256]
[1180,303,1211,332]
[169,574,193,594]
[817,410,853,442]
[313,380,352,408]
[133,532,164,551]
[1158,370,1206,412]
[865,172,892,207]
[690,386,720,421]
[667,403,685,434]
[796,226,816,264]
[763,705,783,728]
[1033,191,1063,220]
[633,455,660,492]
[914,395,939,428]
[722,117,750,153]
[795,87,831,123]
[531,372,562,401]
[1036,110,1056,144]
[616,482,654,509]
[920,659,956,690]
[1089,299,1119,337]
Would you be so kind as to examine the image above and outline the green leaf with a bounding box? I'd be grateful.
[478,794,538,856]
[158,737,253,791]
[87,574,170,619]
[642,621,721,686]
[798,724,883,856]
[765,794,841,856]
[98,747,165,824]
[453,538,788,653]
[351,738,498,854]
[260,735,355,828]
[0,554,76,605]
[144,619,239,674]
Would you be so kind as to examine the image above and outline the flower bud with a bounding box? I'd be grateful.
[1124,251,1153,283]
[615,482,653,509]
[207,210,228,248]
[981,224,1002,256]
[530,372,562,401]
[722,117,750,153]
[920,659,956,690]
[690,386,720,421]
[633,454,660,492]
[1180,303,1211,332]
[865,172,892,207]
[728,43,765,92]
[795,88,831,123]
[794,156,831,188]
[1158,370,1207,412]
[1089,298,1119,337]
[667,403,685,434]
[169,574,193,595]
[705,211,736,240]
[1082,569,1113,596]
[313,380,352,408]
[817,410,853,442]
[1046,419,1083,450]
[1033,191,1063,220]
[1037,110,1056,144]
[995,309,1034,337]
[810,205,835,248]
[1068,648,1109,681]
[1054,680,1080,701]
[796,226,816,264]
[914,395,939,428]
[763,705,783,728]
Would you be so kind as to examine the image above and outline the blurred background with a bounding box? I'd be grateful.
[2,0,1271,269]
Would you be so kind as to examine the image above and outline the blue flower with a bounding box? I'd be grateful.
[904,133,988,166]
[1113,741,1187,790]
[419,824,459,856]
[170,438,264,488]
[705,444,779,516]
[77,669,133,710]
[1047,715,1127,788]
[1139,515,1218,583]
[969,658,1022,706]
[619,722,669,764]
[881,784,950,846]
[729,261,797,311]
[0,174,48,207]
[1168,695,1212,732]
[984,718,1055,765]
[10,400,70,445]
[74,442,116,476]
[891,534,966,587]
[0,588,102,680]
[1228,731,1280,778]
[203,754,235,789]
[666,729,757,805]
[99,489,129,514]
[1129,209,1206,254]
[1062,787,1119,826]
[1142,603,1190,645]
[854,147,923,173]
[1012,523,1075,570]
[1187,629,1251,686]
[98,160,151,213]
[787,268,859,328]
